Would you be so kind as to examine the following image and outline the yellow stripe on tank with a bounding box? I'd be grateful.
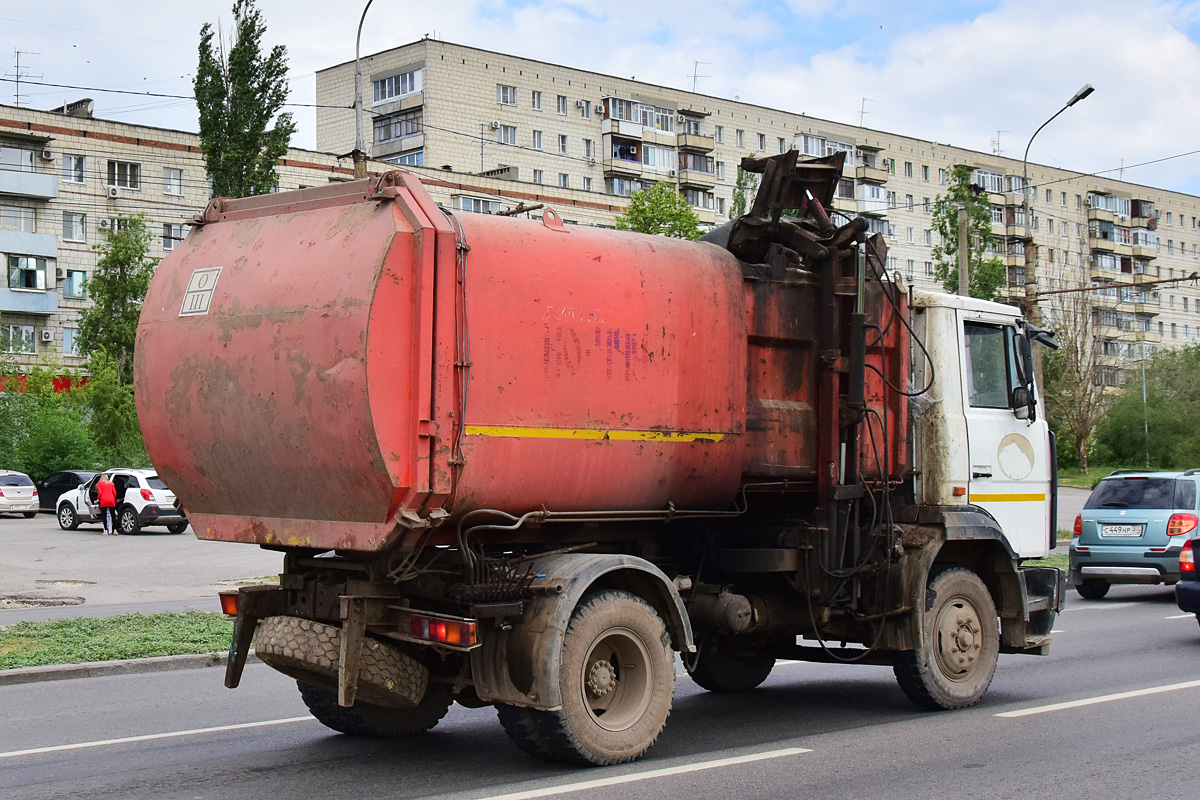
[971,493,1047,503]
[463,425,725,443]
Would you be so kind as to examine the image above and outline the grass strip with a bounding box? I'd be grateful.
[0,611,233,670]
[1024,552,1068,569]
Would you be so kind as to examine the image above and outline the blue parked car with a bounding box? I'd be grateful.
[1069,470,1200,599]
[1177,536,1199,624]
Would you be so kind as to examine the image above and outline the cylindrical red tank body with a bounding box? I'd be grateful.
[136,174,748,552]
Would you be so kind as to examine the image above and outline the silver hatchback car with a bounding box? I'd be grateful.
[0,470,39,518]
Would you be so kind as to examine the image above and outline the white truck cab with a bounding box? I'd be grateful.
[910,290,1057,559]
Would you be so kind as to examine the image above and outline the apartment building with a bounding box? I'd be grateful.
[316,38,1200,382]
[1,98,616,372]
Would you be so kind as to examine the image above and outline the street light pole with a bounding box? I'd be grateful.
[1022,83,1094,324]
[353,0,376,179]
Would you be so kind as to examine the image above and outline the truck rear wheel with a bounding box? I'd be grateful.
[496,705,557,760]
[533,589,674,765]
[892,567,999,711]
[685,635,775,692]
[298,681,452,737]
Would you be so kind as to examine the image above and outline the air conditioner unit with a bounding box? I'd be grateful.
[98,218,112,231]
[575,99,586,108]
[490,121,500,129]
[40,149,54,161]
[676,115,686,124]
[594,105,604,115]
[588,157,597,166]
[55,267,64,279]
[107,186,120,199]
[668,169,677,177]
[40,330,53,343]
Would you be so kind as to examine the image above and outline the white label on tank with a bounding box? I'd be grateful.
[179,267,222,317]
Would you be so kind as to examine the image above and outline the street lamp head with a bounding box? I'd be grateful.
[1067,84,1095,107]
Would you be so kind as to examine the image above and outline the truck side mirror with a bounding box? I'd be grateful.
[1011,386,1031,420]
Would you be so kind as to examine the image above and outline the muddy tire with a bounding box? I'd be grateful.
[496,705,557,760]
[535,590,674,766]
[253,616,429,709]
[298,681,452,737]
[892,567,1000,711]
[686,635,775,693]
[1075,578,1110,600]
[57,503,78,531]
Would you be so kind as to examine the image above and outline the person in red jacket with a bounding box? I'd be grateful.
[96,474,118,535]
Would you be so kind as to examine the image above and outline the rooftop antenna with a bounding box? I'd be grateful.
[688,60,710,93]
[6,49,41,107]
[858,97,872,127]
[992,130,1009,156]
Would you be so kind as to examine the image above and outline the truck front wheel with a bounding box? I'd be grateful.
[892,566,999,711]
[298,681,452,737]
[532,589,674,765]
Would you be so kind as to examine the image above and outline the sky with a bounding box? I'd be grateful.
[5,0,1200,194]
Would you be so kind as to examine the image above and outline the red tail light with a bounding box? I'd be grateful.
[141,488,153,501]
[32,488,37,497]
[1073,514,1082,537]
[1167,514,1198,536]
[0,489,5,497]
[409,614,478,647]
[1181,542,1196,574]
[218,590,239,616]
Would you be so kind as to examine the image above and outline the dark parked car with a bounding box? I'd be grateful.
[1177,537,1200,626]
[1070,470,1200,599]
[36,470,98,512]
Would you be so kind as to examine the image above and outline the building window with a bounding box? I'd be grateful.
[373,69,421,102]
[454,196,500,214]
[373,108,422,144]
[714,126,723,143]
[685,188,714,209]
[938,168,946,184]
[163,223,186,252]
[778,137,786,154]
[582,139,594,159]
[716,197,726,215]
[1076,194,1082,209]
[736,130,745,148]
[905,194,914,211]
[558,173,569,189]
[531,130,542,150]
[7,255,51,291]
[923,197,931,214]
[531,90,542,110]
[922,165,930,182]
[580,101,592,120]
[904,162,913,178]
[642,144,673,170]
[924,229,932,246]
[757,133,766,151]
[0,145,36,172]
[557,134,568,154]
[497,84,517,105]
[533,169,544,185]
[715,162,725,180]
[2,324,35,354]
[63,269,87,298]
[605,177,642,197]
[907,259,915,277]
[107,160,141,189]
[557,95,567,115]
[583,177,592,191]
[497,124,517,145]
[1,205,35,232]
[385,149,423,166]
[62,154,85,183]
[907,227,914,243]
[163,167,183,195]
[611,137,640,163]
[62,327,78,355]
[62,211,86,242]
[925,260,933,276]
[679,153,714,174]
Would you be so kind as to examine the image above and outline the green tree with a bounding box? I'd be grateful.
[195,0,296,198]
[81,352,149,467]
[76,217,157,385]
[615,183,703,240]
[1041,290,1108,473]
[931,165,1006,300]
[1096,344,1200,469]
[730,164,760,218]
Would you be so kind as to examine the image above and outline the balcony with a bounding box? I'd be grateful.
[693,208,716,225]
[678,169,716,189]
[855,165,889,184]
[0,168,58,200]
[1087,206,1114,223]
[1131,243,1159,260]
[1089,234,1117,253]
[1089,266,1133,284]
[677,133,715,153]
[603,158,642,178]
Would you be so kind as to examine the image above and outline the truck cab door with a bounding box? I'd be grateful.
[960,315,1053,557]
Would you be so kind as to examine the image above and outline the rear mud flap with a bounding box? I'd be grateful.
[1000,566,1064,655]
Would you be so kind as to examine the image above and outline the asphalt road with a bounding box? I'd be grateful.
[2,583,1196,800]
[0,512,282,620]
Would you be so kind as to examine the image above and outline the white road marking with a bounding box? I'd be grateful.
[1061,602,1137,612]
[0,716,312,760]
[995,679,1200,718]
[1050,629,1065,634]
[1165,613,1195,619]
[471,747,812,800]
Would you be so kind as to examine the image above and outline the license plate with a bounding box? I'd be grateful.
[1100,524,1143,537]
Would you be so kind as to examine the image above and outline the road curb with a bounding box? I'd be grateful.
[0,652,261,686]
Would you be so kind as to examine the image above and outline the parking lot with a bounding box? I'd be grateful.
[0,511,283,618]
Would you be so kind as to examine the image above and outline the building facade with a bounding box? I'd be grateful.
[317,38,1200,381]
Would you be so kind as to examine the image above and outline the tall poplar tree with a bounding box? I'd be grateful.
[931,165,1007,301]
[195,0,296,198]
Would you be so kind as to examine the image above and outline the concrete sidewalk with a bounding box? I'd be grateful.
[0,651,261,687]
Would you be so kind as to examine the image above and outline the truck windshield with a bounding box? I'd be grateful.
[1084,478,1196,510]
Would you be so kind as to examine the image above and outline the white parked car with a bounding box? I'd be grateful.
[57,468,189,534]
[0,470,39,518]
